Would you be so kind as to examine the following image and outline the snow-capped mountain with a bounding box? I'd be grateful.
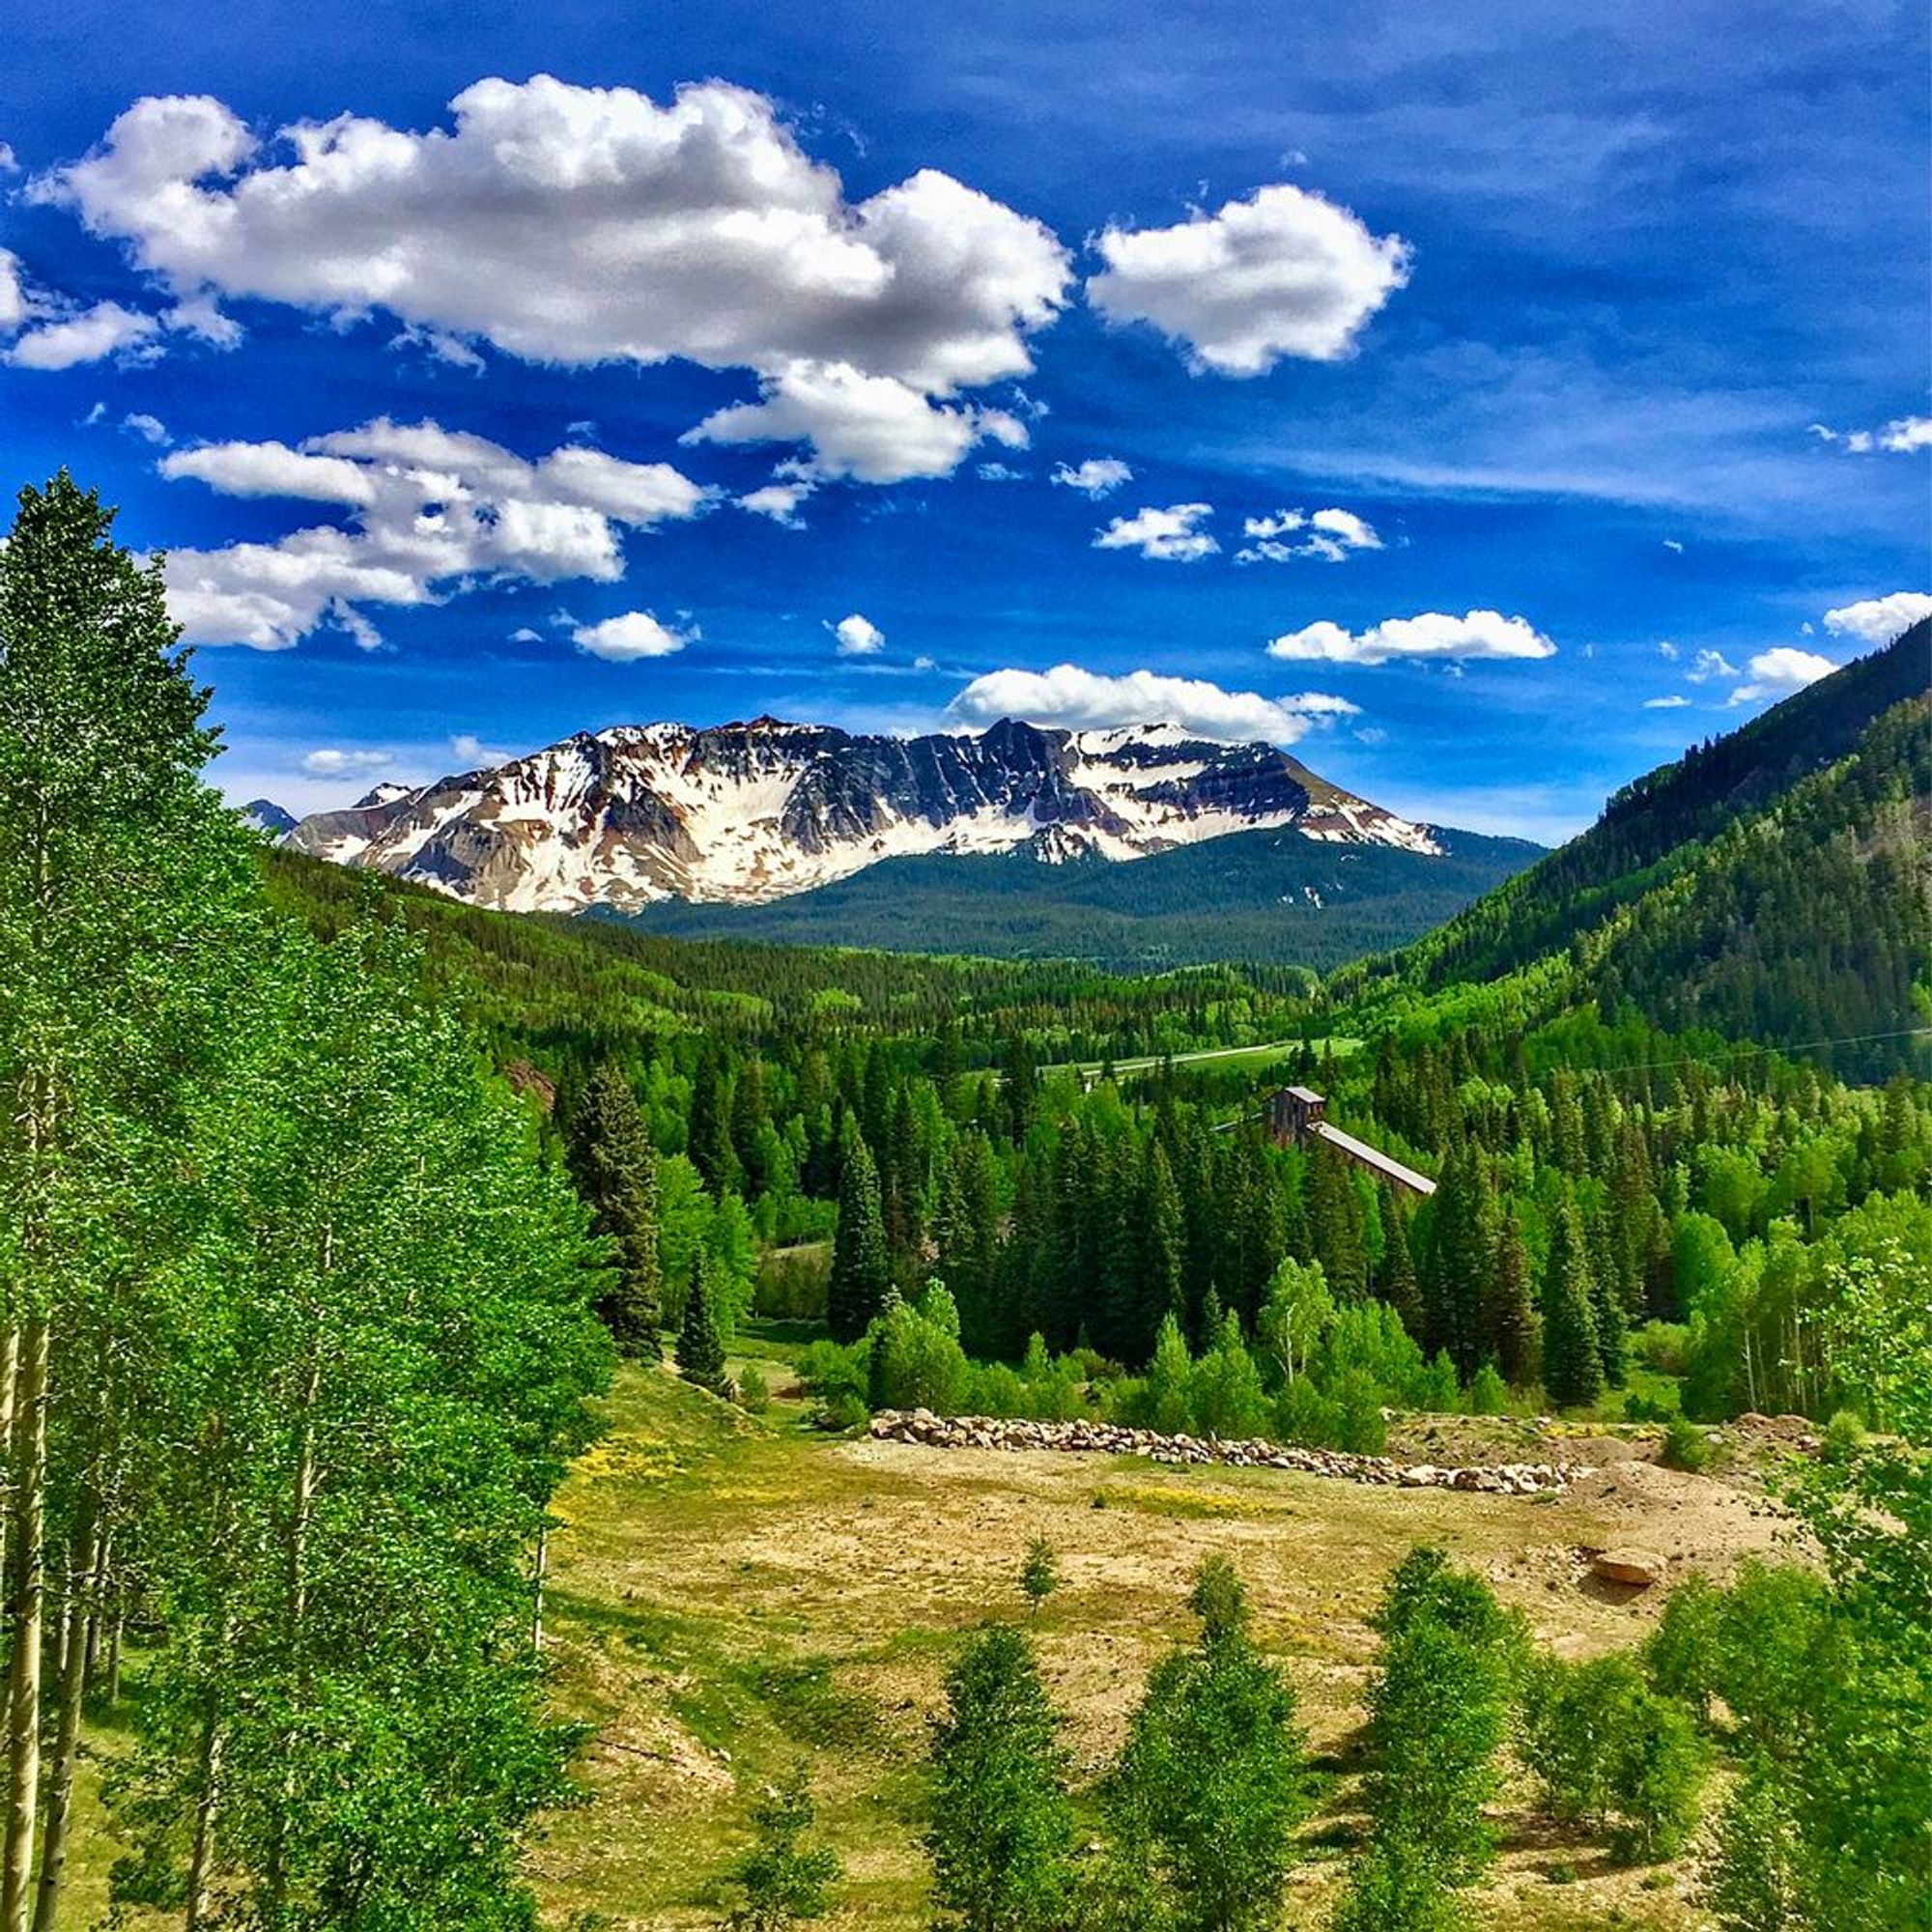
[241,798,298,838]
[284,716,1442,914]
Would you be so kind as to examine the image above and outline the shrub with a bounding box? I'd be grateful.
[1821,1407,1865,1463]
[724,1765,841,1929]
[737,1364,771,1414]
[1020,1537,1058,1613]
[926,1627,1074,1931]
[1465,1363,1509,1416]
[1660,1414,1709,1471]
[753,1246,831,1321]
[1634,1321,1690,1376]
[1332,1368,1388,1455]
[1644,1575,1723,1723]
[1108,1559,1307,1932]
[1520,1655,1708,1862]
[816,1390,869,1434]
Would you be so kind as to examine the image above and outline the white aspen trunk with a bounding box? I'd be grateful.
[29,1508,98,1932]
[0,1314,51,1932]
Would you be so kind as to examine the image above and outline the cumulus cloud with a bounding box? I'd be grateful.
[948,663,1357,744]
[737,473,817,526]
[120,411,170,445]
[1810,414,1932,454]
[1727,646,1837,705]
[571,611,696,662]
[830,612,885,656]
[300,747,391,776]
[0,249,26,333]
[1236,504,1381,564]
[686,360,1026,483]
[1051,457,1132,497]
[1266,609,1554,666]
[1094,501,1218,562]
[1087,184,1409,376]
[156,416,710,648]
[448,731,507,765]
[7,299,160,369]
[1822,591,1932,644]
[46,76,1072,476]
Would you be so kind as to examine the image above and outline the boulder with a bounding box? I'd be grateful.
[1592,1547,1667,1587]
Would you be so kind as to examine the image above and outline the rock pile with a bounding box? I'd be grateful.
[867,1410,1595,1496]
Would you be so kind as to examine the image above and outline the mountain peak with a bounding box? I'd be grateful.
[286,713,1440,913]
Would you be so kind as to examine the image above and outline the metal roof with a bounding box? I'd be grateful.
[1311,1121,1437,1196]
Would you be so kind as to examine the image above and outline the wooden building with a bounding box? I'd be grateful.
[1263,1086,1436,1199]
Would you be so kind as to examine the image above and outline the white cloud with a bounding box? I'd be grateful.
[300,747,392,776]
[572,611,695,662]
[7,299,159,369]
[1051,457,1132,497]
[1727,646,1837,705]
[1811,413,1932,454]
[1266,609,1554,666]
[831,612,885,656]
[1087,184,1409,376]
[121,411,170,445]
[156,417,710,649]
[948,663,1357,744]
[1662,538,1685,553]
[1657,639,1680,659]
[1094,501,1217,562]
[508,627,543,643]
[48,77,1071,476]
[0,249,26,333]
[687,360,1026,483]
[1643,694,1690,708]
[448,731,507,765]
[1685,647,1738,684]
[738,474,817,526]
[1236,503,1380,564]
[1822,591,1932,644]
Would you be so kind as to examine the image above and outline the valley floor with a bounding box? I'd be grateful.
[528,1343,1799,1931]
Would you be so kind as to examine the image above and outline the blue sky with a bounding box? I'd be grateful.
[3,0,1927,839]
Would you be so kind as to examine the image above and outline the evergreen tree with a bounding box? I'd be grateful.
[1309,1141,1368,1300]
[1541,1201,1605,1408]
[566,1061,664,1356]
[677,1254,731,1396]
[1136,1140,1186,1356]
[1487,1208,1538,1388]
[689,1045,739,1194]
[827,1132,891,1342]
[926,1626,1074,1932]
[1424,1148,1494,1378]
[1377,1190,1426,1342]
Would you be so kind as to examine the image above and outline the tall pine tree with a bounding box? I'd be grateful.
[1541,1201,1605,1408]
[827,1132,891,1342]
[566,1062,664,1357]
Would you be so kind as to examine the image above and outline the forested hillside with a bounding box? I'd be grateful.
[1333,626,1931,1080]
[613,823,1541,970]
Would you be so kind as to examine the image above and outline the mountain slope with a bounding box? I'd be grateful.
[284,716,1439,914]
[1336,624,1932,1076]
[612,823,1541,972]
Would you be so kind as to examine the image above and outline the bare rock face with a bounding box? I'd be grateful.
[284,717,1442,914]
[866,1410,1594,1496]
[1591,1546,1668,1586]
